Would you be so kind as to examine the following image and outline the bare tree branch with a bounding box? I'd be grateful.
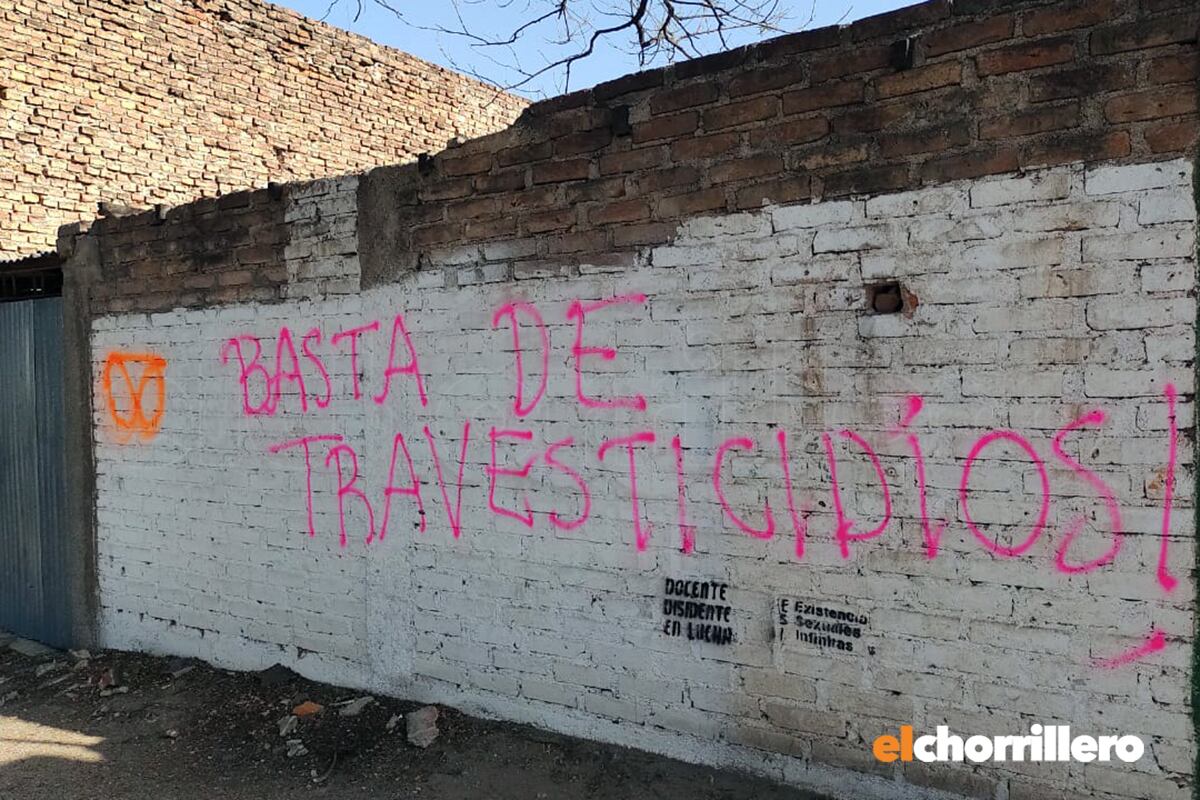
[324,0,826,96]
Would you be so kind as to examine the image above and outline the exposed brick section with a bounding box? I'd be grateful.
[0,0,526,259]
[975,37,1077,75]
[63,0,1200,305]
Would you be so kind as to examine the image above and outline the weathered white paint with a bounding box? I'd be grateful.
[92,159,1197,800]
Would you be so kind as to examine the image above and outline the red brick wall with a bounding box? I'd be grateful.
[350,0,1197,284]
[67,0,1199,313]
[0,0,526,258]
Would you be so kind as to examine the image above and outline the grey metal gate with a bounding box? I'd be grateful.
[0,296,69,647]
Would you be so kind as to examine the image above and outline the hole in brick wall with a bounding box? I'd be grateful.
[867,281,903,314]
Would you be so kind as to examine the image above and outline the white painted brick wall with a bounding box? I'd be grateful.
[91,158,1198,800]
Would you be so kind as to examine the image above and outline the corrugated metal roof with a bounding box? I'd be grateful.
[0,251,61,271]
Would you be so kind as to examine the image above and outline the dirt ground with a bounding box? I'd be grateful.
[0,636,828,800]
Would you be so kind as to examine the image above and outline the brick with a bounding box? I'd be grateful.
[728,60,809,97]
[782,80,865,114]
[632,165,701,193]
[792,142,868,170]
[924,14,1015,57]
[531,158,590,184]
[496,141,557,169]
[554,128,613,156]
[670,132,740,160]
[708,154,783,184]
[1105,88,1199,123]
[921,148,1019,182]
[1022,130,1132,167]
[832,103,911,133]
[703,97,778,130]
[733,176,812,209]
[440,151,493,177]
[1022,0,1119,36]
[565,176,625,203]
[849,0,952,42]
[649,83,720,115]
[547,229,609,254]
[611,221,674,247]
[656,187,727,217]
[1028,65,1136,102]
[1147,53,1200,85]
[588,199,650,225]
[754,26,843,61]
[464,215,515,239]
[632,111,699,143]
[810,45,893,83]
[880,124,971,157]
[1146,120,1200,153]
[474,169,526,195]
[599,146,665,175]
[977,38,1077,76]
[979,103,1080,139]
[875,62,962,99]
[748,117,830,147]
[411,220,463,246]
[673,47,748,80]
[970,172,1071,207]
[1090,14,1200,55]
[592,68,664,101]
[822,164,909,197]
[521,208,575,232]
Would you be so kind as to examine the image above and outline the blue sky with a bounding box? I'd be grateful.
[274,0,915,99]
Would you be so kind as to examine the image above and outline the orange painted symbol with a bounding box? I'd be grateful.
[102,351,167,441]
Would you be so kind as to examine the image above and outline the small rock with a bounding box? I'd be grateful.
[406,705,440,748]
[162,729,179,739]
[68,649,91,661]
[99,686,129,697]
[292,700,322,717]
[165,657,195,679]
[9,638,56,658]
[386,714,401,732]
[338,696,373,717]
[35,661,64,677]
[278,715,299,737]
[39,673,72,689]
[286,739,308,758]
[97,667,121,690]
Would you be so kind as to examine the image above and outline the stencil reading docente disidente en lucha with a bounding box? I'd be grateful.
[144,290,1181,670]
